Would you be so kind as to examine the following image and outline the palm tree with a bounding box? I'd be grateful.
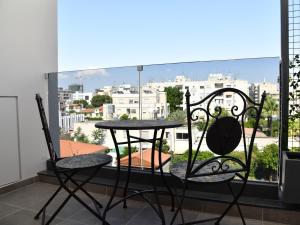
[262,96,279,136]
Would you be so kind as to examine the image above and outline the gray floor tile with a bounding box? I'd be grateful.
[126,205,161,225]
[0,182,58,210]
[0,182,290,225]
[0,209,61,225]
[0,202,20,219]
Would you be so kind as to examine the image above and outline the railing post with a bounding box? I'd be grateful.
[47,72,60,158]
[279,0,290,186]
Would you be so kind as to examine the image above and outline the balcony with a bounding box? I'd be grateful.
[1,0,300,224]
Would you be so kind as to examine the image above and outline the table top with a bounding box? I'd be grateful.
[95,120,183,130]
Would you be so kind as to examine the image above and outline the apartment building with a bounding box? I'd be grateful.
[249,82,279,103]
[112,88,168,119]
[146,74,249,117]
[72,91,93,104]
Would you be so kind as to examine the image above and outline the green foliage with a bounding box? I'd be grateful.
[164,87,183,113]
[271,120,279,137]
[86,104,94,109]
[212,107,230,117]
[262,96,279,118]
[91,95,112,107]
[73,99,88,108]
[73,127,89,143]
[289,54,300,121]
[172,150,214,164]
[167,110,186,123]
[253,144,278,181]
[120,146,138,158]
[288,119,300,137]
[244,118,256,128]
[120,114,129,120]
[290,147,300,152]
[196,121,206,131]
[155,139,170,153]
[91,129,105,144]
[68,110,77,114]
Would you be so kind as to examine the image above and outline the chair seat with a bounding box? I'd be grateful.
[56,154,112,170]
[170,161,236,183]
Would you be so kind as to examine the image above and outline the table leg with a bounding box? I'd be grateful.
[157,128,175,211]
[122,129,132,208]
[103,129,121,224]
[151,129,165,225]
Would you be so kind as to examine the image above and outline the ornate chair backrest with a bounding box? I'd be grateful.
[35,94,58,166]
[185,88,266,181]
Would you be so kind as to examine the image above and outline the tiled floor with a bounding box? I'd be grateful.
[0,182,287,225]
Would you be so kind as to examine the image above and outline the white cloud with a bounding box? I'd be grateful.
[75,67,107,79]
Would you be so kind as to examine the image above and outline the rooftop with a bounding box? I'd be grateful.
[120,149,170,169]
[60,140,108,157]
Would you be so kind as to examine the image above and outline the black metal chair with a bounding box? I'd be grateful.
[170,88,266,225]
[34,94,112,225]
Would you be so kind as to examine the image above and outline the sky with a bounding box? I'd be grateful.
[58,0,280,72]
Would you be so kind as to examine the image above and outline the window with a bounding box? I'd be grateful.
[176,133,188,140]
[215,83,223,88]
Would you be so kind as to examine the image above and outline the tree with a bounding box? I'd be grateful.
[172,150,214,164]
[120,114,129,120]
[262,96,279,136]
[196,120,206,131]
[73,99,88,108]
[253,144,278,181]
[167,110,186,123]
[91,129,105,144]
[155,139,170,153]
[164,87,183,113]
[73,127,89,143]
[120,146,138,158]
[91,95,112,107]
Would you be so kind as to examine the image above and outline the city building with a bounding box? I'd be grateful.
[72,91,93,104]
[249,82,279,103]
[58,87,73,112]
[68,84,83,93]
[112,88,168,119]
[146,74,249,118]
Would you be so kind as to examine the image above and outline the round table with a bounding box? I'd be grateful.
[95,120,183,225]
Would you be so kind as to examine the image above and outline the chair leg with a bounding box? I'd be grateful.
[44,168,109,225]
[170,182,187,225]
[215,183,246,225]
[34,171,75,220]
[69,177,103,208]
[34,185,63,220]
[227,183,246,225]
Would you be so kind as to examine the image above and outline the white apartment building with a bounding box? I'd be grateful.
[112,88,168,119]
[95,86,113,96]
[146,74,249,118]
[72,91,93,104]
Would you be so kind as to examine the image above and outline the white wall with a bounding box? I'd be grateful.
[0,0,57,185]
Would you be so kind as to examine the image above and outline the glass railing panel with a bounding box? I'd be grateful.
[54,57,280,182]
